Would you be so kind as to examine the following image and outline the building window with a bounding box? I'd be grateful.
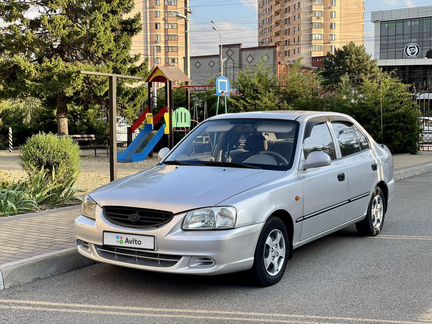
[165,0,177,5]
[155,34,161,43]
[165,23,178,29]
[165,11,178,17]
[155,23,161,29]
[312,45,323,52]
[330,34,336,41]
[312,33,323,40]
[313,11,322,18]
[155,57,161,64]
[166,34,178,41]
[155,0,160,5]
[331,0,336,7]
[313,0,323,4]
[166,58,178,65]
[331,11,336,18]
[156,45,161,53]
[330,22,336,30]
[155,11,160,18]
[165,46,178,52]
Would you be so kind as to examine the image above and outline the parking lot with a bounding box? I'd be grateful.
[0,173,431,323]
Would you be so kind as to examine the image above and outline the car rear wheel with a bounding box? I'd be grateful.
[250,217,290,286]
[356,187,386,236]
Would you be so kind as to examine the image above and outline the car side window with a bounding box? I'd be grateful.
[331,121,361,157]
[353,126,371,150]
[303,122,337,160]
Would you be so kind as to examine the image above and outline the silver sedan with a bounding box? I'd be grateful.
[75,111,395,286]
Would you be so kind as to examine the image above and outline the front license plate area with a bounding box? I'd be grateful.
[103,232,155,251]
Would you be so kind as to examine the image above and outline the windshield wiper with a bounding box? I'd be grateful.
[202,161,261,169]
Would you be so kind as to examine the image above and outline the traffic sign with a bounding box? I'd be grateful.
[216,76,230,97]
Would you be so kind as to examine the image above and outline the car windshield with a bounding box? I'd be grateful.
[164,119,299,171]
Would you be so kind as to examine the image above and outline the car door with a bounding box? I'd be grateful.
[298,119,349,241]
[330,121,378,221]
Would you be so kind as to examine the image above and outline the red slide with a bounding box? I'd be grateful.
[131,107,169,133]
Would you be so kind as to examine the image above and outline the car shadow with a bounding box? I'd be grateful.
[94,226,363,290]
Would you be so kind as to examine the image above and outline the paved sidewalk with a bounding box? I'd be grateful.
[0,206,79,265]
[1,151,432,289]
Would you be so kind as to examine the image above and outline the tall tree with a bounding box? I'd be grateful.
[279,63,322,105]
[321,42,380,87]
[0,0,147,135]
[230,63,283,112]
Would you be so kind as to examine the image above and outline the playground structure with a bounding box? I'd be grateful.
[118,66,191,163]
[80,67,234,179]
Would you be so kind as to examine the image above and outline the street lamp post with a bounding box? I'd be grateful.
[176,6,191,78]
[211,20,223,76]
[177,1,191,110]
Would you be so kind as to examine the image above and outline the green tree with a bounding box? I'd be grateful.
[321,42,381,87]
[0,0,147,135]
[230,63,283,112]
[0,98,57,147]
[279,63,322,106]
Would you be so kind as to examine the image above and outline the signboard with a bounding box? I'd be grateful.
[404,43,420,58]
[216,76,230,97]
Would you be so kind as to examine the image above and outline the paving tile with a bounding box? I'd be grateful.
[0,206,80,266]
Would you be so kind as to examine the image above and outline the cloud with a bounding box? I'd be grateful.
[240,0,258,10]
[404,0,416,6]
[382,0,416,7]
[190,21,258,56]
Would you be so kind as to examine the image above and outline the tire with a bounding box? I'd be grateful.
[356,187,386,236]
[250,217,290,287]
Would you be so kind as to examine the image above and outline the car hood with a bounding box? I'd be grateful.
[90,164,281,214]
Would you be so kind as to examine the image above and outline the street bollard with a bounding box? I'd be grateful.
[8,127,13,152]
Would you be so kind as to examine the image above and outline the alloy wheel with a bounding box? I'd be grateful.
[371,194,384,229]
[263,229,286,276]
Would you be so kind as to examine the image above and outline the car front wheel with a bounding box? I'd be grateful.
[356,187,386,236]
[250,217,290,286]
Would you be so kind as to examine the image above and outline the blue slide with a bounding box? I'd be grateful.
[118,124,166,163]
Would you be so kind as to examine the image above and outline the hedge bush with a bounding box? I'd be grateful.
[1,134,81,216]
[21,133,80,179]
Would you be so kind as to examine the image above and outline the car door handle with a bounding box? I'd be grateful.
[371,164,377,171]
[337,173,345,182]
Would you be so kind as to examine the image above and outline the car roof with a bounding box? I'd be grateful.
[207,111,352,123]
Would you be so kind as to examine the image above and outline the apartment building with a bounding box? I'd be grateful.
[372,6,432,87]
[130,0,187,71]
[258,0,365,67]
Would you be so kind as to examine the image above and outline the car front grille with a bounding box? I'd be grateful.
[95,245,181,268]
[103,206,174,228]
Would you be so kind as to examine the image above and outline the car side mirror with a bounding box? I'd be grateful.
[158,147,170,160]
[304,151,331,169]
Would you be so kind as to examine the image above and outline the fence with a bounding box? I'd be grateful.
[417,90,432,151]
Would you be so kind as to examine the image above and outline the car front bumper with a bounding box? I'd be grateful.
[75,212,262,275]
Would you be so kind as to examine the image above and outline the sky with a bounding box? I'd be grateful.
[189,0,432,57]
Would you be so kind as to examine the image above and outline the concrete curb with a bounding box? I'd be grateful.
[0,248,94,290]
[394,162,432,181]
[1,162,432,291]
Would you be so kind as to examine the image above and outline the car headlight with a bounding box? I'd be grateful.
[182,207,237,230]
[82,195,97,220]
